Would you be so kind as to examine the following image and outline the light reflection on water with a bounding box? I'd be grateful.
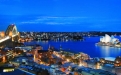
[24,37,121,58]
[95,45,121,57]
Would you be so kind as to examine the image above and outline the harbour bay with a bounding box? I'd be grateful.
[24,36,121,58]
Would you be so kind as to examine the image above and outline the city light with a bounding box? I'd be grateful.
[79,63,82,66]
[0,23,121,75]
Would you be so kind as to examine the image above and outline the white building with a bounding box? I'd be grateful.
[100,34,119,44]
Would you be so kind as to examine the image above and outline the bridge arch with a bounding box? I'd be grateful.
[5,24,18,36]
[0,24,20,48]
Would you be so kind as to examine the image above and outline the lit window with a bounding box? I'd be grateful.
[116,61,119,63]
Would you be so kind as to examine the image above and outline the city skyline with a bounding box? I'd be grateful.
[0,0,121,32]
[0,0,121,73]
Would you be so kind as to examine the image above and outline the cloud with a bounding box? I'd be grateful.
[20,16,89,25]
[19,16,121,31]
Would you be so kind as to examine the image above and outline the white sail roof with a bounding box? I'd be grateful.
[100,34,118,43]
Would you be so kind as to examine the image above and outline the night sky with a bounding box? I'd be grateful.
[0,0,121,32]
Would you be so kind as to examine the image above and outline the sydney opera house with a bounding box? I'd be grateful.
[96,34,121,47]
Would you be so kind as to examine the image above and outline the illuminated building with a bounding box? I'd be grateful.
[0,49,14,63]
[100,34,118,43]
[33,45,55,65]
[100,57,121,67]
[0,50,6,63]
[114,56,121,67]
[33,48,39,63]
[0,32,5,38]
[100,57,115,65]
[2,56,6,63]
[96,62,102,69]
[97,34,120,47]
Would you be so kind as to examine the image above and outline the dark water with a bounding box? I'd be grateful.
[24,36,121,58]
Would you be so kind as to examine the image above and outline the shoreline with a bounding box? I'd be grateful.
[23,40,121,58]
[96,42,121,48]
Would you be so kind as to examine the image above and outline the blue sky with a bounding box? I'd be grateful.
[0,0,121,32]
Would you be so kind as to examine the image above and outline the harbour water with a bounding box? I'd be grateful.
[24,36,121,58]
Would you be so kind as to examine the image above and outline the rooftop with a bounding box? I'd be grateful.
[105,57,115,61]
[82,68,116,75]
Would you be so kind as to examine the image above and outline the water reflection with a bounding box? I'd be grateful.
[24,36,121,58]
[96,45,121,57]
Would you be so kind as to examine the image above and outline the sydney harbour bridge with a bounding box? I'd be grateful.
[0,24,20,48]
